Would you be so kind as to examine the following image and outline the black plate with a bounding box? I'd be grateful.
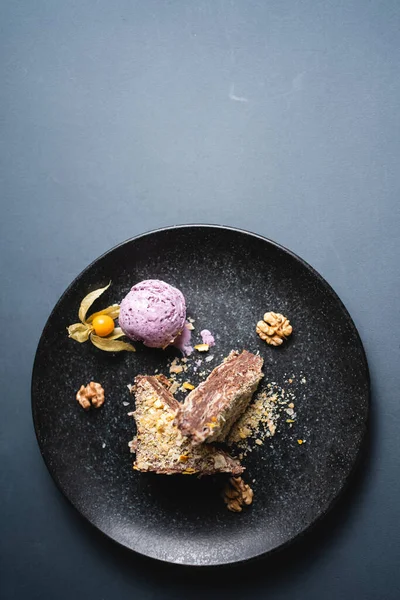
[32,225,369,566]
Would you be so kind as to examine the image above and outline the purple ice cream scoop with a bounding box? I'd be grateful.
[119,280,186,348]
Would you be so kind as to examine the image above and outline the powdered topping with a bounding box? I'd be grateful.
[227,377,305,456]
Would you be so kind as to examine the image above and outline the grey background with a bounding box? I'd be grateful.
[1,1,399,598]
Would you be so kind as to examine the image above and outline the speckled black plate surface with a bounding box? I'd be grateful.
[32,225,369,566]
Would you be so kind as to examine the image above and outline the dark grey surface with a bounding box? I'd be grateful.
[0,0,399,597]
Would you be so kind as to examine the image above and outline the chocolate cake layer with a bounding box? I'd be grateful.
[176,350,264,445]
[131,375,244,475]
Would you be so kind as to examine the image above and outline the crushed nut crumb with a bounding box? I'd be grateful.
[169,381,180,395]
[182,382,195,390]
[128,438,137,453]
[227,376,302,455]
[194,343,209,352]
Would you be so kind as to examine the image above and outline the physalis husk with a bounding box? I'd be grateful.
[67,282,135,352]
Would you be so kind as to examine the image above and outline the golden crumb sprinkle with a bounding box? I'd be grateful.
[182,382,195,390]
[194,343,209,352]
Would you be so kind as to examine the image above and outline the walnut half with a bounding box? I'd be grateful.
[223,477,254,512]
[76,381,105,410]
[256,312,292,346]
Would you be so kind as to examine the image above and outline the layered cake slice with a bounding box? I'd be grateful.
[131,375,243,475]
[176,350,264,445]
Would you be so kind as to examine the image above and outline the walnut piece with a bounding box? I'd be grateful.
[76,381,105,410]
[223,477,254,512]
[256,312,292,346]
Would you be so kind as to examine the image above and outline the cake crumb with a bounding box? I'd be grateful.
[169,381,180,395]
[194,343,209,352]
[182,382,195,390]
[228,376,301,456]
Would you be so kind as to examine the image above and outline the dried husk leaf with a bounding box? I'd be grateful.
[78,282,111,323]
[67,322,92,342]
[90,333,135,352]
[86,304,120,323]
[104,327,125,340]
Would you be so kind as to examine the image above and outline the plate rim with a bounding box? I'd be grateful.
[31,224,370,566]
